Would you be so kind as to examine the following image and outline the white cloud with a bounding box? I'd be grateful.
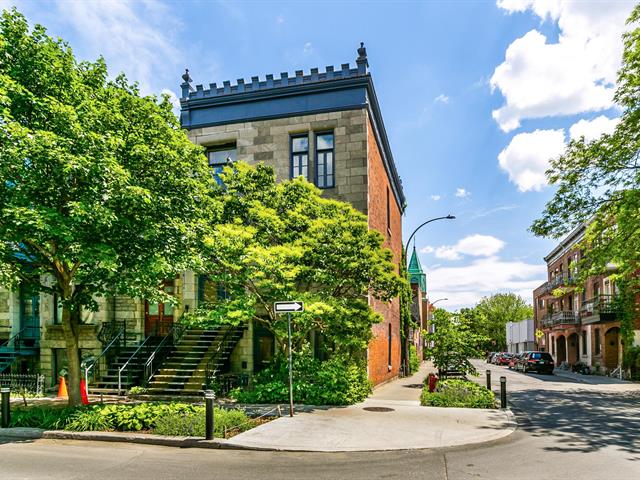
[425,234,506,261]
[276,14,285,24]
[53,0,181,95]
[303,42,313,54]
[426,256,545,309]
[569,115,620,142]
[498,128,566,192]
[455,188,470,198]
[430,194,442,201]
[492,1,633,131]
[434,93,449,104]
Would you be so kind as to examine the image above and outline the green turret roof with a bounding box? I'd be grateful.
[408,246,427,292]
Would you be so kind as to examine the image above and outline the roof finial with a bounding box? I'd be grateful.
[356,42,369,74]
[182,68,192,84]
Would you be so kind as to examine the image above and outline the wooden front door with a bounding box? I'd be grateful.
[604,327,620,370]
[145,282,175,337]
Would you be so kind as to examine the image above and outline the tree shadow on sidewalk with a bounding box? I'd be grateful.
[509,388,640,459]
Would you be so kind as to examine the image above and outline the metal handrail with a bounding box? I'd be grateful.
[143,322,187,384]
[118,334,156,394]
[204,326,244,389]
[0,326,40,351]
[84,325,125,394]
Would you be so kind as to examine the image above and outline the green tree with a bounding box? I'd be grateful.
[193,162,404,358]
[0,9,215,406]
[472,293,533,351]
[531,6,640,347]
[424,309,486,376]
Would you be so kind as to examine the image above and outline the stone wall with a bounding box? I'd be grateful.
[187,108,369,213]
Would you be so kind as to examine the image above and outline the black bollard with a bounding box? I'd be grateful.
[486,370,491,390]
[500,376,507,409]
[205,389,215,440]
[1,387,10,428]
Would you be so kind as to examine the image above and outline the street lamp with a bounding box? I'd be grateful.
[405,215,455,264]
[426,298,447,331]
[402,215,454,375]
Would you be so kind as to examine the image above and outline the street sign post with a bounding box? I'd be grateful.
[274,301,304,417]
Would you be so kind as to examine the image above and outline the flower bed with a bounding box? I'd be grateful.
[7,402,265,438]
[420,379,495,408]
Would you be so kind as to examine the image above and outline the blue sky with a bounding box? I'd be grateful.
[2,0,634,309]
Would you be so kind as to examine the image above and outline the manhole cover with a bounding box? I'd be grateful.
[363,407,395,412]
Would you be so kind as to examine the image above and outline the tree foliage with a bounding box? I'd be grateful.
[424,309,487,376]
[466,293,533,351]
[0,9,214,405]
[191,162,404,358]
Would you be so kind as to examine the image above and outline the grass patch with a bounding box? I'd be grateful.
[420,379,495,408]
[8,402,264,438]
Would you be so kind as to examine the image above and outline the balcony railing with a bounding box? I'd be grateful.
[580,294,618,318]
[541,310,580,328]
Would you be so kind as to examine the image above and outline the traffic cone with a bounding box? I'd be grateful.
[80,379,89,405]
[57,377,68,398]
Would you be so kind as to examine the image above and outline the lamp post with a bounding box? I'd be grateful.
[426,298,447,336]
[403,215,454,375]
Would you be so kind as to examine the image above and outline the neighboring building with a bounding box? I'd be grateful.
[532,224,640,373]
[408,246,428,360]
[1,45,406,390]
[179,43,405,385]
[506,318,535,354]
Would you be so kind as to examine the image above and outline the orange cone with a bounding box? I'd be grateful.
[57,377,68,398]
[80,379,89,405]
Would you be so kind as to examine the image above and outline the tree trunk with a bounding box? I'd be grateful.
[61,305,82,407]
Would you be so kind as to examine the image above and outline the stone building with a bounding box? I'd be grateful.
[407,246,428,361]
[179,43,405,385]
[532,224,640,373]
[1,44,405,391]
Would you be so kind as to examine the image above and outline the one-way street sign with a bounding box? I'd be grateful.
[274,301,304,313]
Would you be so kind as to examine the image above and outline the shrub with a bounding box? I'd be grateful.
[154,407,253,438]
[232,354,372,406]
[623,346,640,380]
[409,345,420,374]
[128,386,148,396]
[420,379,495,408]
[8,402,255,436]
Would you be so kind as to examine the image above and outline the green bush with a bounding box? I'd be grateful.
[409,345,420,374]
[9,402,254,436]
[154,407,253,438]
[420,379,495,408]
[232,354,372,406]
[623,346,640,380]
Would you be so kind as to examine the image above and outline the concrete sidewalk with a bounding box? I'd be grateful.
[226,363,516,452]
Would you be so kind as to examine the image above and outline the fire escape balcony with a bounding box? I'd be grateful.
[541,311,580,328]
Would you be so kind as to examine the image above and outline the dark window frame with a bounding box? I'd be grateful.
[290,134,309,180]
[314,131,335,189]
[206,142,237,185]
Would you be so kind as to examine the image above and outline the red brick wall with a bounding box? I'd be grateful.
[366,114,403,385]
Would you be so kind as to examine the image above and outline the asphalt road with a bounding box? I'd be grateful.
[2,362,639,480]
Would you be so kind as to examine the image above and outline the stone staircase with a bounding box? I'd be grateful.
[88,342,157,395]
[0,349,18,373]
[146,327,244,396]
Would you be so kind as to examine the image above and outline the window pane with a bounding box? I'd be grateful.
[148,303,159,315]
[301,154,308,167]
[292,136,308,153]
[327,152,333,172]
[318,176,325,187]
[318,163,325,176]
[302,165,308,177]
[317,133,334,150]
[209,148,236,166]
[327,174,334,187]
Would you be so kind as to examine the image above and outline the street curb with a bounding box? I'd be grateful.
[1,408,518,453]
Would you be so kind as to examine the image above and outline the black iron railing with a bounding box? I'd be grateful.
[580,294,617,318]
[143,321,187,385]
[0,373,45,395]
[84,322,126,392]
[204,326,245,392]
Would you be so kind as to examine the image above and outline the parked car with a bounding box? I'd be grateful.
[491,352,505,364]
[496,353,514,366]
[486,352,497,363]
[518,351,554,374]
[508,353,523,369]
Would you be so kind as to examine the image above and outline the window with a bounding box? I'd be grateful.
[315,132,334,188]
[53,293,63,325]
[207,142,237,185]
[290,135,309,179]
[594,329,601,355]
